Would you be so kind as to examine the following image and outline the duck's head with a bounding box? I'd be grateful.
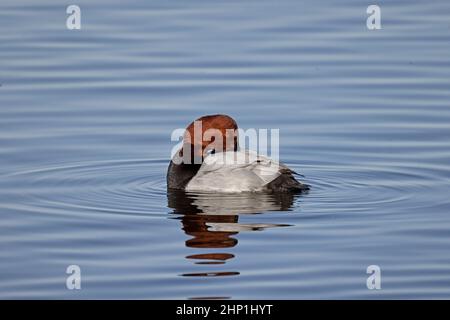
[181,114,239,164]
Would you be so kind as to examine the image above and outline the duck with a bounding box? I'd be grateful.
[167,114,309,193]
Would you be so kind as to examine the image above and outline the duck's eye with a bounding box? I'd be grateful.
[206,149,215,155]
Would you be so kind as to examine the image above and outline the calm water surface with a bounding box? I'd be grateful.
[1,0,450,299]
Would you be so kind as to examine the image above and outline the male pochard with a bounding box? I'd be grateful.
[167,114,309,193]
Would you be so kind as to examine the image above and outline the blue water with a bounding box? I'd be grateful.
[1,0,450,299]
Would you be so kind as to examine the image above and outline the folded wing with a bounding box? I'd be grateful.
[186,150,293,193]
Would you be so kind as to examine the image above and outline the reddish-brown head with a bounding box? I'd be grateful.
[181,114,239,164]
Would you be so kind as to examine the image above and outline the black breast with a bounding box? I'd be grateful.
[166,160,201,190]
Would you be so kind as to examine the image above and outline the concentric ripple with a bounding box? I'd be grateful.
[1,158,446,220]
[1,159,169,217]
[292,162,449,215]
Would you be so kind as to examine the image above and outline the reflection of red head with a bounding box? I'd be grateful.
[182,214,239,248]
[182,114,238,163]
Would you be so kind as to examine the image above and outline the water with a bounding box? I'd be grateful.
[1,0,450,299]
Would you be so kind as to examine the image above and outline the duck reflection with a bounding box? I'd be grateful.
[167,190,303,278]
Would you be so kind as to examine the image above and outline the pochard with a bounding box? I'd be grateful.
[167,114,309,193]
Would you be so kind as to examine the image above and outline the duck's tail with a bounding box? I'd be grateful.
[266,168,310,193]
